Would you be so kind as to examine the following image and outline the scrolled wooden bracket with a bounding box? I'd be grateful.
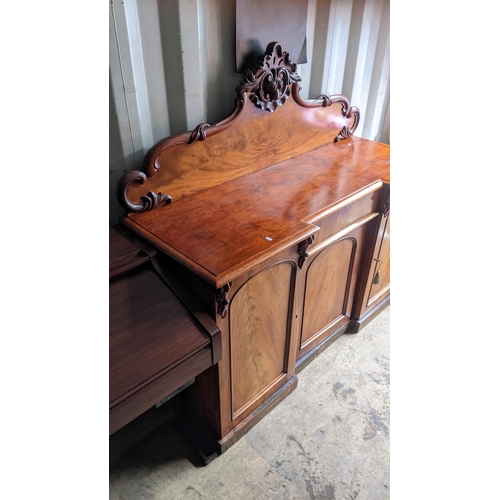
[236,42,302,112]
[115,99,248,214]
[116,170,173,213]
[335,126,353,142]
[297,236,314,269]
[216,283,232,319]
[334,105,360,142]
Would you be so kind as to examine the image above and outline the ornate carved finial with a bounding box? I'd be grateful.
[237,42,301,112]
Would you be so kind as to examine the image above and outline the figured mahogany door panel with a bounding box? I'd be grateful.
[300,237,356,353]
[229,261,296,420]
[349,183,390,324]
[367,211,390,308]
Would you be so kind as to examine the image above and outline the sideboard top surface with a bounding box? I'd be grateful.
[122,136,389,286]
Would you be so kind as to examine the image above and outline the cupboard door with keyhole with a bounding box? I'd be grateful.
[350,183,390,331]
[367,210,390,308]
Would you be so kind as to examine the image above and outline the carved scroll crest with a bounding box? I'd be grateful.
[116,42,362,214]
[237,42,301,112]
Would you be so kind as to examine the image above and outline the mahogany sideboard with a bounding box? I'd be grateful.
[114,42,390,455]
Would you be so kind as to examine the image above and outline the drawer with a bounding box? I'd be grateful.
[307,184,382,247]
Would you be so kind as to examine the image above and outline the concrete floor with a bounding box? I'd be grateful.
[110,306,390,500]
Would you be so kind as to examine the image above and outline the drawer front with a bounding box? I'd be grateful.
[310,187,381,247]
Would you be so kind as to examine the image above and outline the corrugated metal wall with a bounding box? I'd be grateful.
[109,0,390,224]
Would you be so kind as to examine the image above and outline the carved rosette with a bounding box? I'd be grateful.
[117,170,173,213]
[237,42,301,112]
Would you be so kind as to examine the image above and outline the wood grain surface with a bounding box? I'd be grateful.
[109,267,211,407]
[109,227,150,279]
[300,238,354,348]
[125,90,355,206]
[122,137,389,287]
[111,47,390,447]
[229,261,295,418]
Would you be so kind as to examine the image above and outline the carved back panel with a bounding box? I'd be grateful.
[117,42,360,214]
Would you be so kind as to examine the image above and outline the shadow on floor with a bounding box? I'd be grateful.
[109,401,207,474]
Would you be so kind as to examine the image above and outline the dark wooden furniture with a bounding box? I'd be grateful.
[109,226,221,437]
[115,42,390,455]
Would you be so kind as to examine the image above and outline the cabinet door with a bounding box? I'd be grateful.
[204,247,301,439]
[181,248,301,442]
[228,260,296,421]
[297,224,368,361]
[350,184,391,332]
[350,185,390,329]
